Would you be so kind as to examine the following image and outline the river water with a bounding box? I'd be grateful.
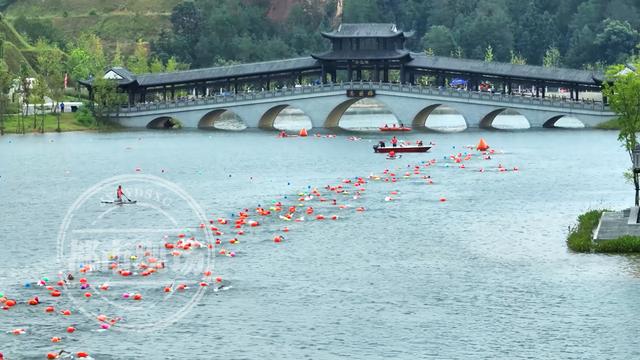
[0,126,638,359]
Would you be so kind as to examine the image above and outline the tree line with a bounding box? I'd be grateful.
[154,0,639,70]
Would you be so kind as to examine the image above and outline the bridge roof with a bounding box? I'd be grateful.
[136,57,320,87]
[312,49,411,61]
[80,57,321,88]
[322,23,413,38]
[407,54,604,86]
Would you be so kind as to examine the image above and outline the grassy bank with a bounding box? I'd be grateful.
[0,112,120,133]
[596,118,620,130]
[567,209,640,253]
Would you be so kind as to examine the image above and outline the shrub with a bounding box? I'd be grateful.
[74,105,94,126]
[566,210,605,252]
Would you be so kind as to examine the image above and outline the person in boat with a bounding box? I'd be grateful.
[391,136,398,148]
[399,122,404,128]
[378,140,386,148]
[392,123,397,128]
[417,140,423,146]
[384,124,389,128]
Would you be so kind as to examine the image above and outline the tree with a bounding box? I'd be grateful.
[510,50,527,65]
[0,62,12,135]
[128,39,150,74]
[512,2,557,65]
[456,0,514,61]
[165,56,179,72]
[111,42,124,67]
[602,63,640,203]
[342,0,382,22]
[452,46,464,58]
[67,47,92,90]
[543,46,561,67]
[91,78,125,126]
[149,57,164,73]
[17,63,31,134]
[31,75,48,132]
[484,44,494,62]
[168,1,202,65]
[421,25,457,56]
[594,19,639,65]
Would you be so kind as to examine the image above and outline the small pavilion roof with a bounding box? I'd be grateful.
[322,23,413,39]
[407,54,604,86]
[312,49,411,61]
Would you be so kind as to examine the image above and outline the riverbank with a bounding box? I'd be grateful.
[1,113,121,134]
[567,209,640,253]
[596,118,620,130]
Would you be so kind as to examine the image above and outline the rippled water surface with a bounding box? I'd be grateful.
[1,128,639,359]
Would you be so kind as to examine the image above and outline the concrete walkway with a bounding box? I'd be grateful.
[594,208,640,240]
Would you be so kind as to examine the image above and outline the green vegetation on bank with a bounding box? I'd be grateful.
[596,118,621,130]
[567,210,640,253]
[1,111,121,133]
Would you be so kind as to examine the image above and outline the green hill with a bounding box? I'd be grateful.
[0,15,36,75]
[4,0,181,51]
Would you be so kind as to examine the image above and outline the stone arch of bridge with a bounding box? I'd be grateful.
[147,116,182,129]
[542,115,585,128]
[412,103,468,131]
[198,109,245,130]
[324,97,400,128]
[258,104,312,130]
[479,108,530,129]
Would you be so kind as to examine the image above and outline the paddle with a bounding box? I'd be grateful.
[122,192,133,203]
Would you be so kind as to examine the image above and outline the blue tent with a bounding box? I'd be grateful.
[450,78,467,87]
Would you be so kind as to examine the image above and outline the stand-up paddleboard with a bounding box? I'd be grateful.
[101,200,137,205]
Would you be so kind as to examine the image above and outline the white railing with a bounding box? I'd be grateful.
[117,81,609,114]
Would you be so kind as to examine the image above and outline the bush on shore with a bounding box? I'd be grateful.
[596,118,620,130]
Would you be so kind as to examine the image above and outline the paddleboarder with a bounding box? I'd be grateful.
[116,185,125,202]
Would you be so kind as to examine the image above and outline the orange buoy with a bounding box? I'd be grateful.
[66,326,75,333]
[164,286,172,293]
[47,352,58,359]
[45,306,55,313]
[439,197,447,202]
[215,277,223,283]
[61,310,71,316]
[476,138,489,151]
[84,292,92,298]
[299,128,308,137]
[133,294,142,301]
[51,290,61,297]
[76,352,89,358]
[51,336,61,343]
